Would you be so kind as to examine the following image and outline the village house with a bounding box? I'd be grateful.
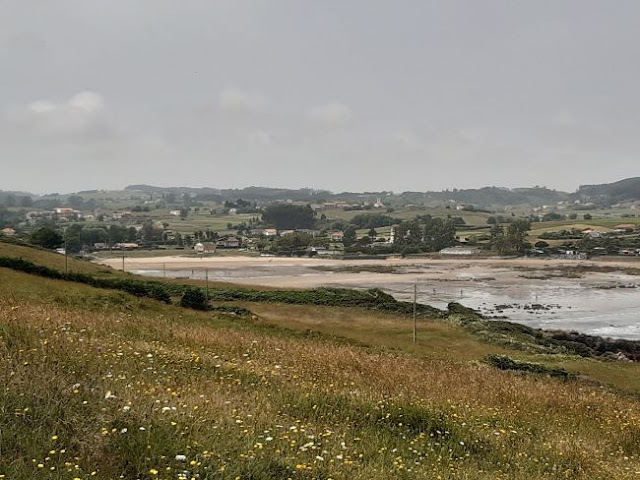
[439,246,480,256]
[330,231,344,242]
[114,243,139,250]
[54,207,75,215]
[263,228,278,237]
[216,236,241,248]
[1,227,16,236]
[195,242,216,254]
[308,245,344,257]
[202,242,217,253]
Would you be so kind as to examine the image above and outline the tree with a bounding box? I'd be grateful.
[4,194,16,207]
[583,213,593,220]
[262,204,316,230]
[30,227,63,249]
[506,219,531,254]
[542,212,563,222]
[67,195,85,209]
[180,287,208,310]
[491,219,530,255]
[342,226,357,246]
[141,220,163,242]
[422,217,456,251]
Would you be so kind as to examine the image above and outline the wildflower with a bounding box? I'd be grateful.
[175,454,187,462]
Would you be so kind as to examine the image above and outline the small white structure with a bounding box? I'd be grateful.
[194,242,204,253]
[439,246,479,256]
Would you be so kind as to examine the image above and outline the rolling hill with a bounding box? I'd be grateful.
[2,241,640,478]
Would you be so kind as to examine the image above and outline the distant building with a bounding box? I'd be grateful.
[330,231,344,242]
[309,245,344,257]
[54,207,74,214]
[263,228,278,237]
[114,243,139,250]
[194,242,217,254]
[280,230,296,236]
[439,246,479,256]
[216,236,241,248]
[1,227,16,236]
[170,210,182,216]
[389,225,400,244]
[202,242,217,253]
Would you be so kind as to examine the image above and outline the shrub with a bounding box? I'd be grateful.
[484,354,573,379]
[179,287,209,310]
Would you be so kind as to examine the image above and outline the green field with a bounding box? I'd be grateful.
[3,241,640,478]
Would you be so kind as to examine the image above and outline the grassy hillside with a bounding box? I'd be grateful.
[2,244,640,478]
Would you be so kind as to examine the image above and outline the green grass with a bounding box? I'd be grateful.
[3,242,640,478]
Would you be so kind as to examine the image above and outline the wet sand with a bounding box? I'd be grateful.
[98,255,640,339]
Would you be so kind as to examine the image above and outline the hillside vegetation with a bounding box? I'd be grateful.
[2,244,640,478]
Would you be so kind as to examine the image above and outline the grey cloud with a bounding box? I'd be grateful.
[219,86,271,114]
[1,0,639,193]
[307,102,352,126]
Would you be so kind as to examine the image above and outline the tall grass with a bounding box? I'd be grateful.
[2,269,640,478]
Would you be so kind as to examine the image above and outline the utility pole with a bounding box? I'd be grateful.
[163,263,166,278]
[64,228,68,274]
[413,283,417,344]
[205,268,209,301]
[122,254,125,272]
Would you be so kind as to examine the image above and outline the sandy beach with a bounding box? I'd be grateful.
[96,254,640,339]
[99,254,640,289]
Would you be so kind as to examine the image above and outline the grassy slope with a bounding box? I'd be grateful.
[3,244,640,478]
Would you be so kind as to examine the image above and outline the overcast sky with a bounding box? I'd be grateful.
[1,1,639,194]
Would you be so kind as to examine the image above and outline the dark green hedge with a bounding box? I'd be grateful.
[484,354,573,379]
[0,256,444,318]
[0,257,173,304]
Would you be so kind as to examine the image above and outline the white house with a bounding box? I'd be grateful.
[439,246,479,256]
[330,231,344,242]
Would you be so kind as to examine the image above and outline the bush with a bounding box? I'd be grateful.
[484,354,573,379]
[179,287,209,310]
